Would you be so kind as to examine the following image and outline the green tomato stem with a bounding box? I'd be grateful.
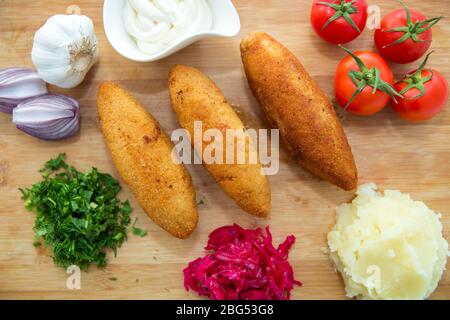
[383,0,443,48]
[317,0,362,33]
[339,45,403,110]
[399,51,435,99]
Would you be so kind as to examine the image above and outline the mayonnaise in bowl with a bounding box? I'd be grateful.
[123,0,213,55]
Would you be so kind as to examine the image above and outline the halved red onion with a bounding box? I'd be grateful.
[12,94,80,141]
[0,67,48,113]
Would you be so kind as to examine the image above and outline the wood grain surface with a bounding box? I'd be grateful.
[0,0,449,300]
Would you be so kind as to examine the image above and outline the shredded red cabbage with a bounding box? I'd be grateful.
[183,224,302,300]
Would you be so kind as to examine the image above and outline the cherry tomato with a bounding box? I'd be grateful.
[374,2,442,64]
[311,0,368,44]
[393,53,449,122]
[335,47,400,116]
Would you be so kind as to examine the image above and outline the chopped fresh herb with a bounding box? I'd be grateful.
[132,218,148,237]
[39,153,68,175]
[20,154,133,270]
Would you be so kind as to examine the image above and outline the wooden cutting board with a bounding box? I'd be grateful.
[0,0,449,300]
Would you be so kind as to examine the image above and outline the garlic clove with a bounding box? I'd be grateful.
[31,46,69,69]
[36,65,80,89]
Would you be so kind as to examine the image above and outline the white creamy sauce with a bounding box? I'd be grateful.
[123,0,213,55]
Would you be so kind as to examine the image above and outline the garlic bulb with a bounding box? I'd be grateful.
[31,15,99,89]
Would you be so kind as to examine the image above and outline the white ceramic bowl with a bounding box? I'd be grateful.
[103,0,241,62]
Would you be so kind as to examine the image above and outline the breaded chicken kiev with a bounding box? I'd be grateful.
[98,82,198,239]
[240,32,357,191]
[169,65,271,217]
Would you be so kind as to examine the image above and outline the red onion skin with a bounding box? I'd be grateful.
[12,94,80,141]
[0,67,48,113]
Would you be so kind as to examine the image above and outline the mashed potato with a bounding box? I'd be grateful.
[328,183,449,300]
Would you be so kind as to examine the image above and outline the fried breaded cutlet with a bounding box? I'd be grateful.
[98,82,198,239]
[169,65,271,217]
[240,32,358,191]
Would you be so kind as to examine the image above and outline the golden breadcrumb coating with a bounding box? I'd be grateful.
[169,65,271,217]
[98,82,198,239]
[240,32,357,191]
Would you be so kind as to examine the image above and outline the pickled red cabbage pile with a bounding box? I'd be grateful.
[183,224,301,300]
